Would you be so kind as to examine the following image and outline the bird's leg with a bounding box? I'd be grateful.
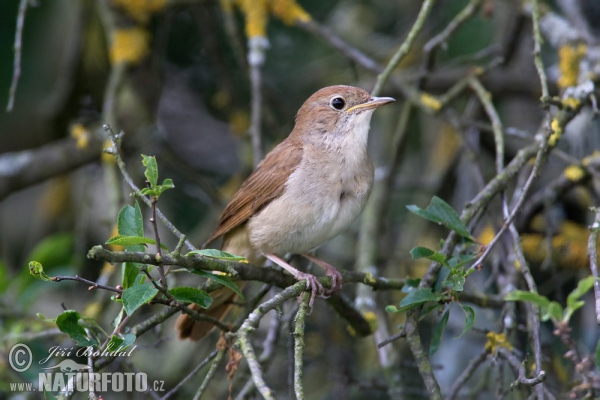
[301,253,343,296]
[265,253,323,310]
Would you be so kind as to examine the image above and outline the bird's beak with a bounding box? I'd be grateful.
[346,96,395,113]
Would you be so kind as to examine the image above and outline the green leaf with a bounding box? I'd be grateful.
[122,262,139,290]
[505,290,551,309]
[28,261,53,281]
[543,301,563,323]
[444,273,465,292]
[565,276,597,320]
[397,288,441,312]
[188,249,248,263]
[142,155,158,189]
[122,282,159,315]
[37,313,56,323]
[189,270,245,299]
[106,235,167,250]
[455,305,475,339]
[434,266,451,292]
[118,203,144,239]
[168,287,213,308]
[106,333,136,352]
[410,246,447,265]
[505,290,562,323]
[55,310,98,347]
[430,309,450,356]
[385,305,399,313]
[407,196,474,241]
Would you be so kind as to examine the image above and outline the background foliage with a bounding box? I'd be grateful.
[2,0,600,399]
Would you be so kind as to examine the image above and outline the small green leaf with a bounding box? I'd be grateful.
[566,276,596,314]
[28,261,53,281]
[455,305,475,339]
[444,273,465,292]
[407,196,474,241]
[55,310,98,347]
[169,287,213,308]
[397,288,441,312]
[106,235,167,250]
[106,333,136,352]
[141,155,158,189]
[122,262,139,290]
[505,290,550,309]
[430,309,450,355]
[37,313,56,323]
[189,270,245,299]
[434,266,451,292]
[385,305,399,313]
[140,188,157,196]
[544,301,563,322]
[118,203,144,239]
[122,282,159,315]
[410,247,447,265]
[188,249,249,263]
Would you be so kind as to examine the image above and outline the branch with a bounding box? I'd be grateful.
[372,0,437,96]
[588,207,600,324]
[0,135,103,201]
[6,0,28,112]
[293,292,310,400]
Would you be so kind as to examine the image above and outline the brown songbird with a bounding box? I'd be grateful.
[175,85,394,341]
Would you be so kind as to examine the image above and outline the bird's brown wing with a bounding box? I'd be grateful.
[203,138,303,247]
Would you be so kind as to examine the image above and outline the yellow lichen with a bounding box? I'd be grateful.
[110,27,151,65]
[269,0,311,25]
[70,123,89,149]
[561,97,580,110]
[582,150,600,166]
[548,118,562,147]
[112,0,167,23]
[557,44,586,89]
[420,92,442,111]
[563,165,585,182]
[236,0,269,38]
[484,332,513,354]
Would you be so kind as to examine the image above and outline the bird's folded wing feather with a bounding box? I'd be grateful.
[204,138,303,246]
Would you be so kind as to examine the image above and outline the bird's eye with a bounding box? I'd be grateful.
[330,97,346,110]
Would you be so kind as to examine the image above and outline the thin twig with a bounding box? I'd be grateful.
[160,349,219,400]
[6,0,28,112]
[293,292,310,400]
[52,275,122,293]
[588,207,600,324]
[469,77,504,174]
[372,0,437,96]
[445,347,488,400]
[530,0,550,100]
[193,349,225,400]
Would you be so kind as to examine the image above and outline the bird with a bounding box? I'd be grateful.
[175,85,394,341]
